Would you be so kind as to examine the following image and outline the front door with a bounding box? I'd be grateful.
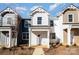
[37,34,41,45]
[70,31,74,45]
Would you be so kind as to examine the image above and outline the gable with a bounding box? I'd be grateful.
[0,8,18,17]
[63,8,78,14]
[30,7,49,16]
[1,11,15,17]
[58,4,79,16]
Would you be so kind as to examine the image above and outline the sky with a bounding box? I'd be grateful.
[0,3,79,18]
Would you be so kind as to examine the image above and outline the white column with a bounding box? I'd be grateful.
[15,32,17,46]
[8,29,11,48]
[60,30,63,44]
[29,27,31,47]
[47,30,50,48]
[67,28,71,46]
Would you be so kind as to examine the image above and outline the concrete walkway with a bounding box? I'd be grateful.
[33,47,45,55]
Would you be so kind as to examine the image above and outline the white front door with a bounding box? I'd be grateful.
[70,31,74,45]
[37,34,42,45]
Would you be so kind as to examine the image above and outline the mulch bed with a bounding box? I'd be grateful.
[0,44,35,55]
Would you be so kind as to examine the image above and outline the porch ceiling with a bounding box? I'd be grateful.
[31,28,50,31]
[63,24,79,30]
[32,31,47,38]
[71,25,79,28]
[30,26,50,29]
[0,27,11,31]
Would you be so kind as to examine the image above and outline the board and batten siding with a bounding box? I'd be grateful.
[2,14,17,26]
[31,13,49,26]
[54,15,63,44]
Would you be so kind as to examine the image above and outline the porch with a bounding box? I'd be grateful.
[29,27,50,48]
[0,27,17,48]
[63,24,79,46]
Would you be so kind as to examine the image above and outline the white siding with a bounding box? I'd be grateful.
[31,32,37,45]
[54,15,63,43]
[31,29,49,44]
[32,13,49,26]
[30,28,50,48]
[0,15,2,26]
[2,14,17,26]
[0,27,17,48]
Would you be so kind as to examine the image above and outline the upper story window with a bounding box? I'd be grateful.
[37,17,42,24]
[50,20,54,26]
[24,20,28,28]
[68,14,73,22]
[7,17,12,24]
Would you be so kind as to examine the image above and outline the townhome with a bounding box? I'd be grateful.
[29,7,56,48]
[0,7,21,48]
[55,4,79,46]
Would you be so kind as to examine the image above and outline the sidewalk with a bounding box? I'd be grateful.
[33,47,45,55]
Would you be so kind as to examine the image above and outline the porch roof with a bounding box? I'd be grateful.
[30,26,50,29]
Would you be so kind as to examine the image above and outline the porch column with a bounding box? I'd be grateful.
[29,27,31,47]
[8,29,11,48]
[67,28,71,45]
[47,30,50,48]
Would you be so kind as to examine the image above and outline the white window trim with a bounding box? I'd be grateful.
[67,13,74,23]
[37,17,42,25]
[22,32,29,40]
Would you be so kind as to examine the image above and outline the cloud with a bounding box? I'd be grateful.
[15,7,27,11]
[56,11,62,16]
[15,6,27,13]
[49,3,61,11]
[30,6,42,11]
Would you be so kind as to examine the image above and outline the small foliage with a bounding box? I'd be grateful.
[66,45,69,47]
[73,44,77,46]
[60,43,63,46]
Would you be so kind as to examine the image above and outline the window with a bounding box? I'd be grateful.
[22,32,29,40]
[7,17,12,24]
[24,20,28,28]
[37,17,42,24]
[68,14,73,22]
[50,33,55,39]
[50,20,54,26]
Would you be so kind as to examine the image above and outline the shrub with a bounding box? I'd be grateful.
[60,43,63,46]
[28,47,34,50]
[9,48,12,51]
[73,44,77,46]
[2,47,7,50]
[66,45,69,47]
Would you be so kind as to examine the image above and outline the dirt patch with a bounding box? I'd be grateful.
[43,46,79,55]
[0,44,35,55]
